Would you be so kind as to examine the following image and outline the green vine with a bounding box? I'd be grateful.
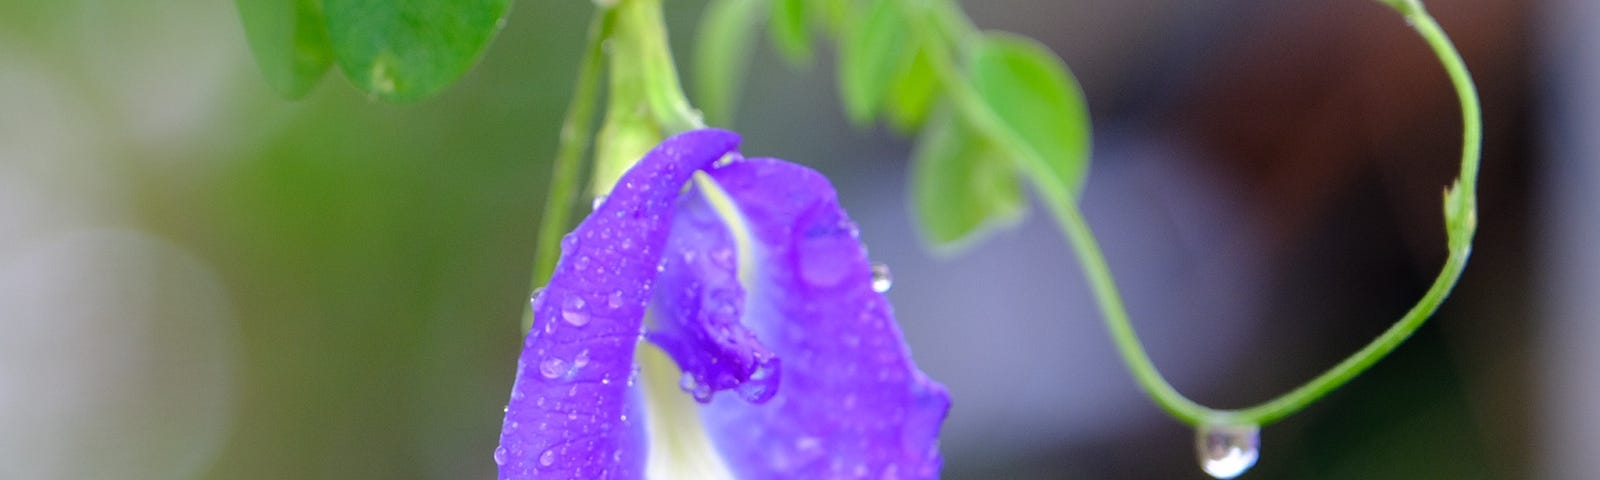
[894,0,1481,426]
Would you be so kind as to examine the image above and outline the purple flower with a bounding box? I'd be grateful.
[495,129,951,479]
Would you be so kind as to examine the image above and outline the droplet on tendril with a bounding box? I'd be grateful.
[1195,422,1259,479]
[870,262,893,293]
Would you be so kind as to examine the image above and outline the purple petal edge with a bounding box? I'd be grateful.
[699,158,953,479]
[497,129,739,480]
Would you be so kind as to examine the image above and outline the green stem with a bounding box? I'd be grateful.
[593,0,705,196]
[1236,0,1480,426]
[904,0,1481,426]
[527,8,616,331]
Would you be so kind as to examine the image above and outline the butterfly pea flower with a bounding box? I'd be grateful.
[495,129,951,479]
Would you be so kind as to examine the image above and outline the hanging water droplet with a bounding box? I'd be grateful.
[493,445,508,466]
[1195,422,1260,479]
[870,262,893,293]
[592,195,608,211]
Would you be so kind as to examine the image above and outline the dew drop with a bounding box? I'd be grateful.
[870,262,893,293]
[529,287,546,309]
[592,195,607,211]
[562,295,591,327]
[679,372,713,403]
[736,358,780,403]
[493,445,508,466]
[539,357,567,379]
[538,448,556,467]
[736,379,772,403]
[710,246,735,269]
[607,290,625,309]
[1195,422,1260,479]
[573,349,590,369]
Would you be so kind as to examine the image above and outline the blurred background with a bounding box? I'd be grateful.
[0,0,1590,478]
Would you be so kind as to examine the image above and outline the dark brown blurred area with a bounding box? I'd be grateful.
[1173,0,1528,261]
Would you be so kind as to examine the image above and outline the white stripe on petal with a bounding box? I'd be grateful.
[638,344,737,480]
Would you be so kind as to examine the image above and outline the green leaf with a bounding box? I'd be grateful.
[886,46,938,133]
[837,0,909,127]
[694,0,767,126]
[235,0,334,98]
[322,0,513,102]
[812,0,853,36]
[910,110,1028,251]
[969,33,1092,195]
[769,0,812,66]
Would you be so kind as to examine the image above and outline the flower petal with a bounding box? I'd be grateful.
[498,129,740,480]
[645,180,781,404]
[698,158,952,479]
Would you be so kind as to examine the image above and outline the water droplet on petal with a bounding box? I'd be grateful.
[1196,422,1260,479]
[529,287,546,308]
[607,290,625,309]
[539,357,567,379]
[573,349,590,369]
[538,448,556,467]
[493,445,508,466]
[736,358,781,403]
[870,262,893,293]
[796,226,858,288]
[679,372,713,403]
[592,195,607,211]
[562,295,590,327]
[710,246,735,269]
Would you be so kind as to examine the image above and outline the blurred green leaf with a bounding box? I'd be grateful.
[911,110,1028,251]
[886,47,938,133]
[837,0,908,127]
[235,0,334,98]
[769,0,812,66]
[969,33,1092,195]
[694,0,766,126]
[323,0,513,102]
[812,0,852,36]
